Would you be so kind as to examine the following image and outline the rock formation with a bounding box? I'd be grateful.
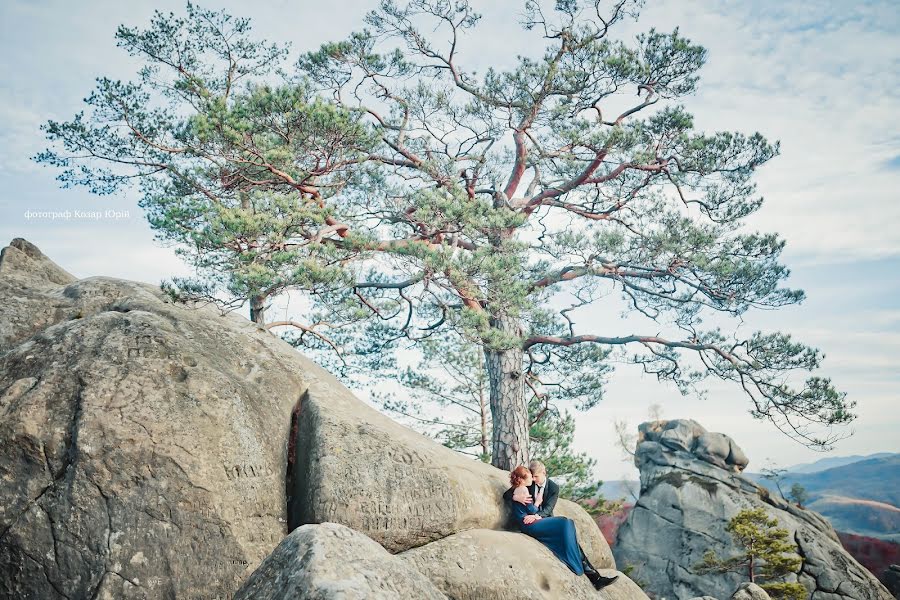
[0,239,311,598]
[883,564,900,599]
[614,419,893,600]
[233,522,447,599]
[731,582,772,600]
[401,528,644,600]
[0,238,636,599]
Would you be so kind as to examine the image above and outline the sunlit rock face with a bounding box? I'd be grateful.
[233,523,447,600]
[0,238,308,598]
[0,238,618,599]
[613,419,893,600]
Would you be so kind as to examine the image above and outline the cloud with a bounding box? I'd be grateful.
[625,0,900,263]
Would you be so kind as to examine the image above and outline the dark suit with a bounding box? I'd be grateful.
[502,478,560,522]
[528,478,559,518]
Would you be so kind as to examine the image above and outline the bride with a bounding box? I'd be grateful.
[506,465,619,591]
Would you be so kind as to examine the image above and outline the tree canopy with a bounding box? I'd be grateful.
[35,0,855,469]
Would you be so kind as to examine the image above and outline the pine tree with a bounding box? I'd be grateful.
[372,331,617,514]
[761,466,789,499]
[36,0,855,470]
[695,508,807,600]
[788,483,808,508]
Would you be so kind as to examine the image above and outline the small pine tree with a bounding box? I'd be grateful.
[695,508,807,600]
[788,483,808,508]
[761,465,789,499]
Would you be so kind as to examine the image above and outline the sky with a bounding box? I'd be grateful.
[1,0,898,482]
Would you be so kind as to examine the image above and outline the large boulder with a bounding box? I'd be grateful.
[556,499,615,570]
[637,419,748,473]
[0,242,312,598]
[233,522,446,599]
[614,419,893,600]
[731,582,771,600]
[0,238,614,598]
[400,529,646,600]
[0,238,77,353]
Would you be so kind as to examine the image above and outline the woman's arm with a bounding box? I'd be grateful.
[508,498,540,524]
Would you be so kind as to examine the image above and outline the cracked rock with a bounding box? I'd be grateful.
[0,239,311,598]
[614,419,892,600]
[234,523,447,599]
[0,238,615,599]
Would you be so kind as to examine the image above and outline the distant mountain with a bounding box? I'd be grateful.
[767,454,898,506]
[813,496,900,542]
[749,454,900,541]
[785,452,896,474]
[598,479,639,502]
[594,504,633,546]
[837,532,900,590]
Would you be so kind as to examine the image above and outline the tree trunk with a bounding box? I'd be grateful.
[250,294,266,326]
[479,387,489,461]
[484,313,529,471]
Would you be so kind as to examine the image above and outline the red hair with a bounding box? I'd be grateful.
[509,465,530,488]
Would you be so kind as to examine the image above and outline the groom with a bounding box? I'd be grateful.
[526,460,559,518]
[510,460,619,590]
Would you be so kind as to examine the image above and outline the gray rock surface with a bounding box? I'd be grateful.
[234,522,446,599]
[0,240,312,599]
[637,419,748,472]
[614,419,893,600]
[287,349,612,566]
[401,529,646,600]
[0,238,77,354]
[0,238,614,598]
[0,237,75,286]
[883,564,900,599]
[882,565,900,599]
[731,582,771,599]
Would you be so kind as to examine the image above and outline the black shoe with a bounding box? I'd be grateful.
[580,545,599,575]
[586,571,619,590]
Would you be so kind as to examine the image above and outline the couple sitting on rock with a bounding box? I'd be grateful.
[504,460,619,591]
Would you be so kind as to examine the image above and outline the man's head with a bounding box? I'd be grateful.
[529,460,547,485]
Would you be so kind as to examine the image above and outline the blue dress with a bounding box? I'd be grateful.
[507,489,584,575]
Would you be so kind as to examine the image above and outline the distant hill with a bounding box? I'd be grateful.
[837,532,900,590]
[600,454,900,540]
[749,454,900,541]
[594,504,633,546]
[785,452,895,474]
[761,454,899,506]
[598,479,639,502]
[811,496,900,542]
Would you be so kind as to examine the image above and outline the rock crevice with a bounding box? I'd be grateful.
[0,239,637,600]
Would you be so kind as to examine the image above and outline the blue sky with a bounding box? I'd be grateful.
[1,0,898,480]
